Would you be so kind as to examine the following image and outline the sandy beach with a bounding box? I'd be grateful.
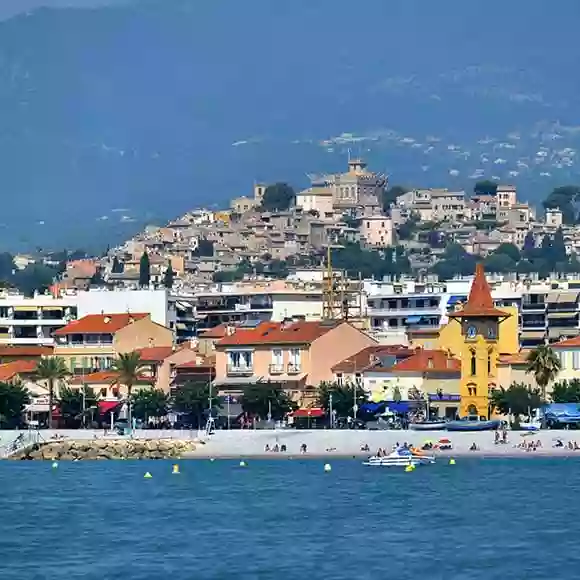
[189,428,580,459]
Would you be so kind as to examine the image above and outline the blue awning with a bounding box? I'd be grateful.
[447,295,466,306]
[405,315,422,324]
[361,402,383,413]
[386,402,410,413]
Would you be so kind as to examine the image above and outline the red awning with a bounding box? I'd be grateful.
[98,400,120,414]
[292,408,325,418]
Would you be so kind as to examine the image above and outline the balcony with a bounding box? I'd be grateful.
[226,364,253,377]
[269,363,284,375]
[287,363,302,374]
[521,302,546,311]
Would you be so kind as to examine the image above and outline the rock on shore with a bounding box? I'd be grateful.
[9,438,200,461]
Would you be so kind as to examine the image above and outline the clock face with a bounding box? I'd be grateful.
[467,325,477,339]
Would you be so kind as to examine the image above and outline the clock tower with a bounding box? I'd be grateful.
[449,263,510,419]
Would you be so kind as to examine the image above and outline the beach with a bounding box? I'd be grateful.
[190,428,580,459]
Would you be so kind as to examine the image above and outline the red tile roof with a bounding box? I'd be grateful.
[332,345,415,373]
[376,349,460,374]
[53,313,149,336]
[0,346,54,357]
[217,320,341,347]
[0,360,38,381]
[136,346,175,362]
[199,324,230,339]
[449,263,508,318]
[552,336,580,348]
[70,370,153,384]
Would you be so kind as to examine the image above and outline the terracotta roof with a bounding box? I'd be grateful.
[0,360,38,381]
[552,336,580,348]
[53,313,149,336]
[0,346,53,357]
[70,370,152,384]
[136,346,175,362]
[449,263,508,318]
[375,349,460,374]
[217,320,341,347]
[497,351,531,365]
[175,360,215,370]
[332,345,415,373]
[199,323,230,339]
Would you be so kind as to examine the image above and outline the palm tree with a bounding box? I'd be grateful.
[35,356,69,429]
[111,351,149,431]
[526,345,562,401]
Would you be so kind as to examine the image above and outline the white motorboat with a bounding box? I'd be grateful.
[363,447,435,467]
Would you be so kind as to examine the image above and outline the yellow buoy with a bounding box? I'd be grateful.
[324,463,332,472]
[405,464,415,472]
[239,460,247,467]
[449,458,456,465]
[144,471,153,479]
[172,464,180,475]
[51,462,58,469]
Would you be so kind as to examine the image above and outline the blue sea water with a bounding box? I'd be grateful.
[0,458,578,580]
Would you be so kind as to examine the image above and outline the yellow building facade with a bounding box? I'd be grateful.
[436,264,519,418]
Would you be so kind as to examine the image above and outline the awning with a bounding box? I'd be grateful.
[558,292,579,304]
[26,403,49,413]
[447,295,466,306]
[547,311,577,319]
[385,402,410,413]
[405,315,422,324]
[212,376,263,387]
[427,393,461,402]
[546,294,560,303]
[361,402,384,413]
[520,330,545,338]
[14,306,39,312]
[98,400,120,414]
[291,408,325,418]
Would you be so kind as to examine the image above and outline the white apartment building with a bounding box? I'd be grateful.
[0,292,78,346]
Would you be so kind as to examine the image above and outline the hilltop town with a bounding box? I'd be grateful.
[0,159,579,431]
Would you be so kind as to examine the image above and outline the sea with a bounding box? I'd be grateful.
[0,457,577,580]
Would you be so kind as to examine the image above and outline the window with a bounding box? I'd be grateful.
[487,351,492,375]
[470,350,477,376]
[289,348,301,371]
[573,351,580,370]
[271,348,282,365]
[336,373,343,385]
[228,350,252,370]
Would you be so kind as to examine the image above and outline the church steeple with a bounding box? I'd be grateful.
[450,263,508,320]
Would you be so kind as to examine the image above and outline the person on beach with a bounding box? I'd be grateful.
[264,444,270,452]
[495,431,500,444]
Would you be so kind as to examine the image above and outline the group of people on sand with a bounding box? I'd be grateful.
[494,430,509,445]
[516,439,543,452]
[264,443,287,453]
[553,439,580,451]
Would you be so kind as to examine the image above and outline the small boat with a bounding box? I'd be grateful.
[409,420,447,431]
[363,447,434,467]
[446,417,501,432]
[437,437,453,451]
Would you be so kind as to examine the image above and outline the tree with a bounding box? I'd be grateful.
[194,238,215,257]
[317,381,368,419]
[12,263,59,296]
[172,380,217,428]
[111,256,124,274]
[131,388,169,423]
[522,231,536,256]
[483,253,516,274]
[490,382,542,418]
[139,251,150,287]
[240,383,296,420]
[382,185,409,212]
[35,356,69,429]
[526,345,561,400]
[163,262,175,289]
[543,185,580,225]
[474,180,498,196]
[494,243,520,263]
[111,352,150,429]
[552,227,567,263]
[0,381,29,428]
[59,385,97,428]
[551,379,580,403]
[260,183,295,211]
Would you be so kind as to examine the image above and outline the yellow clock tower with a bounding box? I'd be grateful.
[448,264,510,419]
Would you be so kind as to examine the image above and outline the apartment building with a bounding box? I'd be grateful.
[360,216,395,248]
[0,292,78,346]
[53,313,173,374]
[213,319,377,403]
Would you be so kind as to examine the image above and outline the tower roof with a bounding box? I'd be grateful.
[449,263,508,319]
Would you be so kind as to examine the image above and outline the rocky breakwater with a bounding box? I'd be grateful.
[9,438,200,460]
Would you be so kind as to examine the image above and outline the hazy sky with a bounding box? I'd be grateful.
[0,0,135,20]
